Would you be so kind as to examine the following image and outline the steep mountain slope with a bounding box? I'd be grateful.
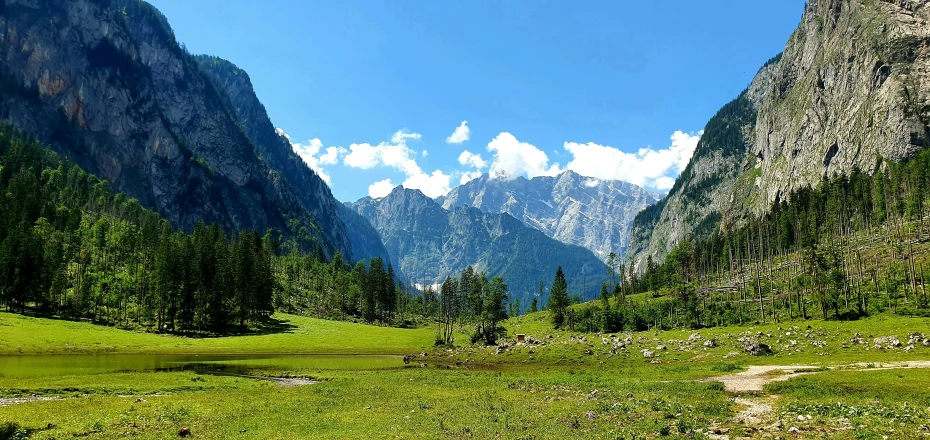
[0,0,346,255]
[336,202,397,272]
[440,171,659,261]
[631,0,930,265]
[628,60,777,265]
[195,55,354,259]
[353,187,606,306]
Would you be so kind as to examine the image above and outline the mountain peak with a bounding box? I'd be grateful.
[442,170,660,260]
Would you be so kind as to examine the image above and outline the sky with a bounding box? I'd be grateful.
[148,0,806,202]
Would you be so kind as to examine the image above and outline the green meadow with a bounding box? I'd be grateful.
[2,312,930,439]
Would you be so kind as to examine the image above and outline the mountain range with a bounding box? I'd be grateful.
[2,0,927,306]
[351,187,606,306]
[440,171,659,261]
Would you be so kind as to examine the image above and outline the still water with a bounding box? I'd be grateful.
[0,354,405,378]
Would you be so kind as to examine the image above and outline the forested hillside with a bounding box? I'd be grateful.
[571,148,930,333]
[0,127,421,332]
[0,0,352,258]
[630,0,929,266]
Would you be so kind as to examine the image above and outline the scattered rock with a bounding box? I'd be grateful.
[873,336,901,349]
[688,333,702,343]
[178,427,191,437]
[741,339,773,356]
[642,350,655,359]
[703,339,716,348]
[583,349,593,355]
[656,345,667,351]
[585,411,598,420]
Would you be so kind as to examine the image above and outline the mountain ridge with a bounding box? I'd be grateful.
[0,0,352,257]
[440,170,659,261]
[630,0,930,266]
[352,186,607,307]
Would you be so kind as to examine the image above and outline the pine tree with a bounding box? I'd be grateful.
[548,266,569,328]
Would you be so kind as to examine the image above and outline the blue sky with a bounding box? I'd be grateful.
[148,0,805,202]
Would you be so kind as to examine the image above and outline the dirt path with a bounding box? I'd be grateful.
[708,360,930,394]
[707,365,818,393]
[703,359,930,436]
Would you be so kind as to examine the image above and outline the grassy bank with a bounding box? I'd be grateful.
[0,312,435,355]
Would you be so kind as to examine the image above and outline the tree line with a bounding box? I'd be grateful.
[575,148,930,332]
[0,127,434,333]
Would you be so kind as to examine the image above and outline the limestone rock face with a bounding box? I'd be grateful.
[195,55,354,259]
[352,187,607,306]
[753,0,930,207]
[0,0,351,256]
[440,171,659,261]
[630,0,930,265]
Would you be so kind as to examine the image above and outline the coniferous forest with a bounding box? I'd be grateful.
[575,149,930,333]
[0,127,434,333]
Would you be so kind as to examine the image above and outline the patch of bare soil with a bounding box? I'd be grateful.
[229,374,319,387]
[707,365,818,393]
[0,395,60,406]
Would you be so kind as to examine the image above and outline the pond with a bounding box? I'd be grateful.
[0,354,406,378]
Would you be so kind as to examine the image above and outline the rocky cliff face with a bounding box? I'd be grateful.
[752,0,930,207]
[0,0,347,255]
[630,0,930,266]
[353,187,606,306]
[336,202,397,273]
[440,171,659,261]
[195,55,354,259]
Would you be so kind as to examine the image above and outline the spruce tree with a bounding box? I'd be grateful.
[548,266,569,328]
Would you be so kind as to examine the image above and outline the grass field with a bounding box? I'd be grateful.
[2,312,930,438]
[0,312,435,355]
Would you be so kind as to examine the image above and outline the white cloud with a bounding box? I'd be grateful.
[487,132,561,180]
[281,129,339,185]
[446,120,470,144]
[457,150,487,169]
[459,170,483,185]
[651,176,676,191]
[319,146,345,165]
[562,130,702,190]
[403,170,452,198]
[391,129,421,144]
[583,178,600,188]
[345,129,453,199]
[368,179,396,198]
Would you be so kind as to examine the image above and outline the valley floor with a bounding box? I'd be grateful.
[2,312,930,439]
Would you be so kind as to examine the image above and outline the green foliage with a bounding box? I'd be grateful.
[0,126,434,332]
[548,267,570,328]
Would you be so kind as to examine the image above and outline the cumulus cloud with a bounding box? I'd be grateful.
[279,128,341,185]
[319,146,345,165]
[562,130,702,190]
[486,132,561,180]
[446,120,470,144]
[368,178,396,198]
[459,170,483,185]
[344,129,452,198]
[457,150,487,169]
